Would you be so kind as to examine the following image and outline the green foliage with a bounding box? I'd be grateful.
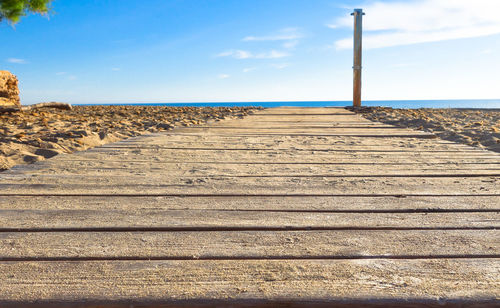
[0,0,52,24]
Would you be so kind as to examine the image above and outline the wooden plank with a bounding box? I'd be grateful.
[0,259,498,305]
[34,160,500,166]
[1,195,499,211]
[66,146,500,156]
[0,230,497,259]
[4,172,500,178]
[156,133,438,138]
[109,135,478,148]
[12,161,500,172]
[51,150,500,158]
[255,107,355,113]
[246,113,361,116]
[11,159,500,170]
[0,210,497,230]
[100,145,484,152]
[185,126,400,129]
[75,153,498,162]
[177,127,429,135]
[1,176,498,195]
[98,146,485,152]
[8,165,500,177]
[114,134,461,142]
[5,161,500,176]
[43,152,500,165]
[171,128,431,134]
[250,112,357,116]
[46,157,500,165]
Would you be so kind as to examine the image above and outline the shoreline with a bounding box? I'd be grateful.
[0,105,260,171]
[23,99,500,109]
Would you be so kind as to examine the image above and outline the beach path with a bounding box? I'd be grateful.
[0,107,499,306]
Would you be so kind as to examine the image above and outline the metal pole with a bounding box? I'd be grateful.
[351,8,364,107]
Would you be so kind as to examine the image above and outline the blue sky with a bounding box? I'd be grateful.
[1,0,500,104]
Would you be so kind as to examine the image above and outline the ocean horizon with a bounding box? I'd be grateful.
[76,99,500,109]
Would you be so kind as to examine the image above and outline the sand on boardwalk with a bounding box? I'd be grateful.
[0,105,259,171]
[355,107,500,153]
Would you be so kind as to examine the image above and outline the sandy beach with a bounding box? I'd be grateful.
[355,107,500,153]
[0,105,259,171]
[3,105,499,171]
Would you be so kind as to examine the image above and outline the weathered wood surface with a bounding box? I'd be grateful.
[1,230,497,259]
[0,176,498,195]
[0,210,498,229]
[0,107,499,307]
[1,195,499,210]
[0,260,498,306]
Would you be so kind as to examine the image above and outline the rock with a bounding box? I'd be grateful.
[22,102,72,111]
[98,131,108,140]
[70,130,89,137]
[156,123,173,130]
[0,71,21,108]
[34,148,61,159]
[23,154,44,163]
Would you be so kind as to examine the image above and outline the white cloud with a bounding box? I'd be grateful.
[111,67,121,71]
[271,63,291,69]
[243,27,302,41]
[56,72,67,75]
[243,67,257,73]
[217,50,253,59]
[331,0,500,49]
[283,40,299,49]
[68,75,77,80]
[217,28,300,61]
[261,50,290,59]
[217,49,289,59]
[218,74,230,79]
[7,58,27,64]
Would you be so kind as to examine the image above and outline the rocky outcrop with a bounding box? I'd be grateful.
[0,71,21,108]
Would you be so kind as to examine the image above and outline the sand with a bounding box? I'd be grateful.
[0,105,259,171]
[3,105,499,171]
[355,107,500,153]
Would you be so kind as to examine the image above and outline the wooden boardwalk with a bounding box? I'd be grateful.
[0,107,499,307]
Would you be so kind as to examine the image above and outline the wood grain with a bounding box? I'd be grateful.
[0,230,497,259]
[0,259,498,305]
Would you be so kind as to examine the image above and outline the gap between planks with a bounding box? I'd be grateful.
[2,193,499,197]
[1,255,499,262]
[3,173,500,178]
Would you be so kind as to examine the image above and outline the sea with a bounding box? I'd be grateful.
[80,99,500,109]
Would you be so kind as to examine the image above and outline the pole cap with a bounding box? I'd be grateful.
[351,8,365,16]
